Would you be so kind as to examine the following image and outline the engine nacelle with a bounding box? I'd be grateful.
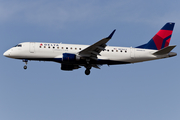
[62,53,80,62]
[61,64,80,71]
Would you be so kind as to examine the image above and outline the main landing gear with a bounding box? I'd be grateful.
[85,64,92,75]
[84,59,92,75]
[23,59,28,70]
[85,69,90,75]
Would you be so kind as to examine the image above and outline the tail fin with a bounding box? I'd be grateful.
[136,22,175,50]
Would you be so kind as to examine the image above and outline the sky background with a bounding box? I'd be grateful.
[0,0,180,120]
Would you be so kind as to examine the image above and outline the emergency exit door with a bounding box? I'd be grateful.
[130,47,135,59]
[29,42,35,53]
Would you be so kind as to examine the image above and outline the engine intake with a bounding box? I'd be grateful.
[62,53,80,62]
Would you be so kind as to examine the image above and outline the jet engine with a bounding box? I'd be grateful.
[62,53,80,62]
[61,63,80,71]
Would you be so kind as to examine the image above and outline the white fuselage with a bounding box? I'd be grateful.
[3,23,177,75]
[4,42,172,64]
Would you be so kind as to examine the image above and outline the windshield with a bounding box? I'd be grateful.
[14,44,22,47]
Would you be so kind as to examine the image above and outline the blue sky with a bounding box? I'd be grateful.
[0,0,180,120]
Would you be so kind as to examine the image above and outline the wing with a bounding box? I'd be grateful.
[78,29,116,60]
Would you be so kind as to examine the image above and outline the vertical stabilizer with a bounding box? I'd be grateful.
[136,23,175,50]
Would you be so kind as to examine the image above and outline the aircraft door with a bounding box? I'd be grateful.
[29,42,35,53]
[130,47,135,59]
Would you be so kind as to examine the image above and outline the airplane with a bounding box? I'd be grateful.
[3,22,177,75]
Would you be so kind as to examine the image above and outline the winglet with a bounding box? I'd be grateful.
[107,29,116,39]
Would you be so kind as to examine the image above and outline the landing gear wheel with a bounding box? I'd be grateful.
[85,69,90,75]
[23,59,28,70]
[24,65,27,70]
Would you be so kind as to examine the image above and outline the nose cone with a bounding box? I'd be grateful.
[3,50,10,57]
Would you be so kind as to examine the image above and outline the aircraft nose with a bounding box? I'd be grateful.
[3,50,10,57]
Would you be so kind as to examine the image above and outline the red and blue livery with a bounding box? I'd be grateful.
[136,22,175,50]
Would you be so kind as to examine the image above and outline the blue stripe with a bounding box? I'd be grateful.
[136,43,147,49]
[140,39,157,50]
[161,35,171,49]
[161,23,175,30]
[136,39,158,50]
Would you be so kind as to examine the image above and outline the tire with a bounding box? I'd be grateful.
[24,65,27,70]
[85,69,90,75]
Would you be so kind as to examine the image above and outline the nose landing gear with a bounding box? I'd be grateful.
[24,65,27,69]
[23,59,28,70]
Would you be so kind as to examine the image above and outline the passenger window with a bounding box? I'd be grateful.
[66,47,68,49]
[125,51,127,53]
[39,46,41,48]
[107,50,109,52]
[70,47,72,49]
[57,47,59,49]
[75,48,77,50]
[116,50,118,52]
[112,50,114,52]
[62,47,63,49]
[44,46,46,48]
[48,46,50,48]
[53,47,55,49]
[79,48,81,50]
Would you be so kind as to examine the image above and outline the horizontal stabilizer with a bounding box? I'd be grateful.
[153,45,176,55]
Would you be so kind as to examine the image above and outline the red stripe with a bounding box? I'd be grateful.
[156,30,172,39]
[153,30,173,50]
[164,38,171,47]
[153,35,163,50]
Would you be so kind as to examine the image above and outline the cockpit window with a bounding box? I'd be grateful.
[14,44,22,47]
